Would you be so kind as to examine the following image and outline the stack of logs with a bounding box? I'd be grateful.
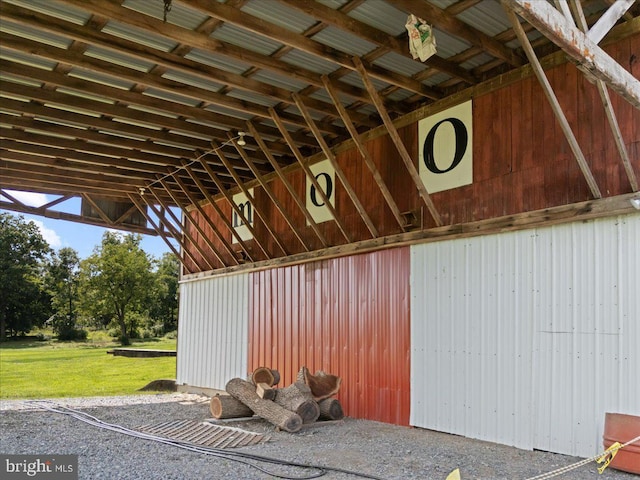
[210,366,345,433]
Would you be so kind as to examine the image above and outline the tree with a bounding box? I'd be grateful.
[45,247,83,340]
[79,231,153,345]
[149,252,180,334]
[0,213,51,340]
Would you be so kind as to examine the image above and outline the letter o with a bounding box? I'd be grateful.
[310,172,333,207]
[423,118,468,174]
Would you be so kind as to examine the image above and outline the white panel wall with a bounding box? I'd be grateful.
[410,214,640,457]
[176,273,249,391]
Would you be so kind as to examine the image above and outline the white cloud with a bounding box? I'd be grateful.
[3,190,49,207]
[31,219,62,249]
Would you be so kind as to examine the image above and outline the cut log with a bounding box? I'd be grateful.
[297,366,342,401]
[226,378,302,433]
[318,398,345,421]
[209,394,254,419]
[256,382,276,401]
[274,381,320,424]
[251,367,281,386]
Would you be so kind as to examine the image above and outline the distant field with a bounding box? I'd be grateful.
[0,331,177,399]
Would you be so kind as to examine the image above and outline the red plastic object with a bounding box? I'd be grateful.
[603,412,640,474]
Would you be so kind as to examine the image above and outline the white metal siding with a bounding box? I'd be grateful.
[176,273,249,390]
[410,213,640,457]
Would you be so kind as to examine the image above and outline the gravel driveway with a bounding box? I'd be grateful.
[1,394,636,480]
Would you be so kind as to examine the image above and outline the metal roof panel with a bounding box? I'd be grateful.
[210,23,282,56]
[102,20,178,52]
[348,0,409,36]
[84,45,155,73]
[373,51,427,77]
[184,49,252,75]
[242,0,318,34]
[311,26,377,57]
[122,0,208,30]
[2,0,89,25]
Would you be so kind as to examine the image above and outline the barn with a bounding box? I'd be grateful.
[1,0,638,460]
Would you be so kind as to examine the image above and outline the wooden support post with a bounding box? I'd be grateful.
[197,154,270,260]
[182,161,255,262]
[244,121,324,249]
[148,187,215,271]
[212,142,289,256]
[322,75,407,230]
[292,93,378,238]
[353,56,443,227]
[270,108,352,243]
[172,173,238,266]
[504,6,602,199]
[158,177,228,267]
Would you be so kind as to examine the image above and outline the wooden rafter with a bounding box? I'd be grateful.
[238,125,319,250]
[128,193,189,273]
[197,151,271,260]
[292,93,378,238]
[504,0,640,109]
[569,0,638,192]
[211,145,289,257]
[504,5,602,199]
[270,108,352,243]
[147,187,215,271]
[157,177,227,267]
[353,57,443,227]
[172,172,239,267]
[322,75,407,231]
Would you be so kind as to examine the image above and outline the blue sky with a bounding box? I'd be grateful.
[1,190,176,260]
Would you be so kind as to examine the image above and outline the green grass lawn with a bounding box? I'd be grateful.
[0,331,177,399]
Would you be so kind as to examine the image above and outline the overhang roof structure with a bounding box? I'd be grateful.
[1,0,639,256]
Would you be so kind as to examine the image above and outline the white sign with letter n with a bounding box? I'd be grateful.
[231,188,254,243]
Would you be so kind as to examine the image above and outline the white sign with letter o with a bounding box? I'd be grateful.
[418,100,473,193]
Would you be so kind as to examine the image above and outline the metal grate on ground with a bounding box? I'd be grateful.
[135,420,269,449]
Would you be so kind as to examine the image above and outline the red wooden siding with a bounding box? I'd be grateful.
[248,247,411,425]
[182,35,639,274]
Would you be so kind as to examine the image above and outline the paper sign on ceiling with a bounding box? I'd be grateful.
[418,100,473,193]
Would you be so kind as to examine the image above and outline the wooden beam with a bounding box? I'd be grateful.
[353,56,443,227]
[0,31,356,135]
[211,145,289,256]
[181,193,640,281]
[182,161,256,262]
[172,171,238,267]
[237,124,318,250]
[587,0,635,44]
[186,0,440,99]
[54,0,371,103]
[158,177,227,267]
[504,6,602,199]
[0,59,319,150]
[270,108,352,243]
[197,151,271,260]
[293,93,378,238]
[147,187,215,271]
[0,193,161,236]
[141,195,208,272]
[569,0,638,192]
[322,75,407,230]
[503,0,640,109]
[279,0,475,85]
[127,193,189,273]
[81,193,115,227]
